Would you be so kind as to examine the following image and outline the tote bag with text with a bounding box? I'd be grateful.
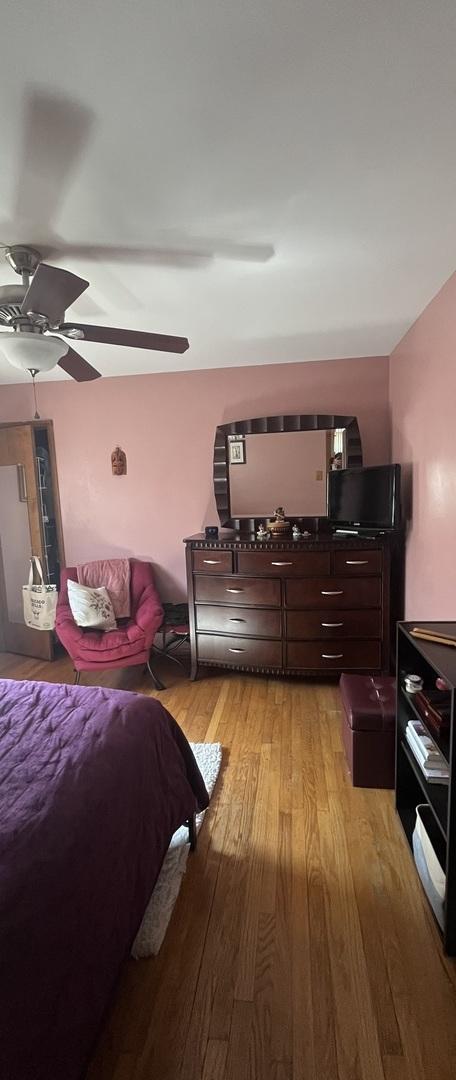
[22,556,58,631]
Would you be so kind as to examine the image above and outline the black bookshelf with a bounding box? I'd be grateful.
[396,622,456,954]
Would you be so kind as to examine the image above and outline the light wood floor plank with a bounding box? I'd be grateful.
[235,742,273,1002]
[318,798,386,1080]
[290,807,315,1080]
[271,812,293,1071]
[224,1000,255,1080]
[202,1039,228,1080]
[252,911,275,1080]
[306,808,339,1079]
[340,782,402,1058]
[179,773,253,1074]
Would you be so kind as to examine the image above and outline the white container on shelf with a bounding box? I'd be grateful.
[412,804,446,929]
[404,674,423,694]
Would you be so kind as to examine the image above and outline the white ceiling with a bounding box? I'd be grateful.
[0,1,455,383]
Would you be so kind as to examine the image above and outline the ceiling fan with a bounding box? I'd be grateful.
[0,244,190,382]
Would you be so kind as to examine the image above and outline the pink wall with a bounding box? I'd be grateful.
[0,356,390,600]
[390,272,456,619]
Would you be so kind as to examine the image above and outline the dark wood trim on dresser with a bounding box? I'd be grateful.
[184,531,404,681]
[213,413,362,529]
[185,542,199,681]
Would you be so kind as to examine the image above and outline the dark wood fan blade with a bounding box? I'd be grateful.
[22,265,89,324]
[49,243,210,269]
[57,346,101,382]
[49,239,274,265]
[14,89,95,233]
[58,322,190,354]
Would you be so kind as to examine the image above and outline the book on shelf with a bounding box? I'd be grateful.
[405,726,449,784]
[413,689,451,735]
[406,720,443,766]
[406,730,447,777]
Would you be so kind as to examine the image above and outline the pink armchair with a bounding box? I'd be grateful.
[56,559,165,689]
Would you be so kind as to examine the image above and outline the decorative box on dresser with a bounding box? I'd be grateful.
[185,532,404,680]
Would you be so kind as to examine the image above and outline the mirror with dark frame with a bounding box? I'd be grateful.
[213,414,362,529]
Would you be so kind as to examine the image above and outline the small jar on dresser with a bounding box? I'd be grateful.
[184,532,404,681]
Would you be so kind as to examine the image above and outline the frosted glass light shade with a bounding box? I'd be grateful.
[0,332,69,372]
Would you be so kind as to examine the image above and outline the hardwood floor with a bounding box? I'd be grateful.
[2,650,456,1079]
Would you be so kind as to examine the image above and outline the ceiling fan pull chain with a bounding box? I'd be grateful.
[30,368,40,420]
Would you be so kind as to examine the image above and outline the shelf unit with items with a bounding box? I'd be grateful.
[396,622,456,954]
[35,425,61,590]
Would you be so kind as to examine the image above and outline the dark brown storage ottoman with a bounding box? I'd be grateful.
[339,673,396,788]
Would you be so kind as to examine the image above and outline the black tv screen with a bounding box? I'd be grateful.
[328,465,401,529]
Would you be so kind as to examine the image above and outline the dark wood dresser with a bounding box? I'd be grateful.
[185,532,404,679]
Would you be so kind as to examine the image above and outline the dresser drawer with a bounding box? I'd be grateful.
[333,549,382,575]
[193,550,233,574]
[194,575,281,607]
[287,640,381,670]
[196,605,281,638]
[286,609,382,640]
[285,576,381,609]
[237,550,330,577]
[197,634,282,668]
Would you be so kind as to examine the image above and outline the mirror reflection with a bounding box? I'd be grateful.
[228,428,347,518]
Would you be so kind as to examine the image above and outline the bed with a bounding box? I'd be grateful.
[0,678,209,1080]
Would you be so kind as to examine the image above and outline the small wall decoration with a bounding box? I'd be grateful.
[111,446,127,476]
[229,438,245,465]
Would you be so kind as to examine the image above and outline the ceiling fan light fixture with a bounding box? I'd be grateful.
[0,245,190,382]
[0,332,69,373]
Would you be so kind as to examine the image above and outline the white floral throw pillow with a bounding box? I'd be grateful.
[67,579,117,631]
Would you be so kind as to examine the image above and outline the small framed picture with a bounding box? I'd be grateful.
[229,439,245,465]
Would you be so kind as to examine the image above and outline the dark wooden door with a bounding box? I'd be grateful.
[0,424,53,660]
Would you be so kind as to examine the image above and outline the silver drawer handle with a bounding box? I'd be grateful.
[230,618,245,622]
[321,590,344,596]
[226,587,243,593]
[271,561,293,566]
[228,647,245,653]
[346,559,369,565]
[322,653,344,659]
[321,622,343,628]
[203,559,222,564]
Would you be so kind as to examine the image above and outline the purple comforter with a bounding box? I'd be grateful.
[0,679,208,1080]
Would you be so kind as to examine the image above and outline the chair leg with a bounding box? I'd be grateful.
[168,635,189,652]
[166,635,190,661]
[74,670,81,685]
[151,643,186,669]
[187,812,197,851]
[146,654,165,691]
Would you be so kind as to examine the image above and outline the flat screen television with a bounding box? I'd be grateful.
[327,464,401,530]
